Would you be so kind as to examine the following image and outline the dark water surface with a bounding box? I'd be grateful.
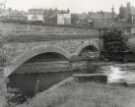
[6,60,89,104]
[8,72,74,96]
[7,71,76,104]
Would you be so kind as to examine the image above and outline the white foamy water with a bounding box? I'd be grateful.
[107,66,126,83]
[102,65,135,84]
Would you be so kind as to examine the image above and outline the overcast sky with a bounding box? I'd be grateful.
[2,0,135,13]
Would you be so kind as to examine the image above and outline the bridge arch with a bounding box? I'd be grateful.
[4,46,71,77]
[75,42,99,56]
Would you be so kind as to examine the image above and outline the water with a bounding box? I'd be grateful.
[107,66,126,83]
[7,71,76,104]
[102,65,135,85]
[8,60,132,105]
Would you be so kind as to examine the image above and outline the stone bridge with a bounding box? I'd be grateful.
[0,22,102,106]
[0,22,101,77]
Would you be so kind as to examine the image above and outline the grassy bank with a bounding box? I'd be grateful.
[16,80,135,107]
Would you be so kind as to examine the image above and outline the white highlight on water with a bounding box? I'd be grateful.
[107,66,126,83]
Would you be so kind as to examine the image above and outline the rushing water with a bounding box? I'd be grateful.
[106,66,126,83]
[102,65,135,84]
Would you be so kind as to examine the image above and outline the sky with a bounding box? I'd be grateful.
[1,0,135,13]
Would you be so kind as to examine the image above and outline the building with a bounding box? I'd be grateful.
[57,13,71,25]
[88,11,116,28]
[43,9,59,24]
[57,10,71,25]
[119,2,135,24]
[130,7,135,24]
[71,9,116,27]
[71,13,91,26]
[27,9,45,22]
[0,8,27,22]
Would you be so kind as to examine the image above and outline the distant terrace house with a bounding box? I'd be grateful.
[128,8,135,34]
[57,13,71,25]
[88,11,116,28]
[119,2,135,34]
[71,13,91,26]
[119,2,135,24]
[43,9,59,24]
[0,9,27,21]
[130,7,135,24]
[27,9,45,22]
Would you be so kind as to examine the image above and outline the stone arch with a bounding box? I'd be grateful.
[75,42,99,56]
[4,46,71,77]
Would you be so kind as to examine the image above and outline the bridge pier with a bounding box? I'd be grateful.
[0,68,7,107]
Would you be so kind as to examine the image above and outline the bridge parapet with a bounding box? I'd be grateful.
[0,22,99,39]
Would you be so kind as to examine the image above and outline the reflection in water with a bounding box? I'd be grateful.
[7,52,73,105]
[7,72,75,104]
[8,59,135,105]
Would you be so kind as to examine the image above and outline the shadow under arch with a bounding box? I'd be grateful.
[75,42,99,56]
[4,46,71,77]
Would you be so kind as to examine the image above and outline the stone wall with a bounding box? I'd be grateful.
[3,38,100,65]
[0,68,7,107]
[0,22,99,37]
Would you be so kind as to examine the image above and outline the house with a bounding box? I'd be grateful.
[43,9,59,24]
[130,7,135,24]
[57,13,71,25]
[119,2,135,24]
[27,9,45,22]
[0,9,27,22]
[88,11,116,28]
[71,13,90,26]
[71,9,116,27]
[57,10,71,25]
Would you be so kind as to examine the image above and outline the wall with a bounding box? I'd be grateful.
[0,68,7,107]
[3,38,100,65]
[57,13,71,25]
[0,22,98,37]
[27,14,44,22]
